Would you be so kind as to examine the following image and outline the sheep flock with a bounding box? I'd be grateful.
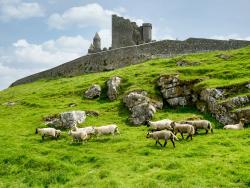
[35,116,247,148]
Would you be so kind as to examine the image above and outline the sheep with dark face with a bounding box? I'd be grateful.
[172,123,195,140]
[224,118,245,130]
[146,130,178,148]
[146,119,174,131]
[35,128,61,140]
[181,120,213,134]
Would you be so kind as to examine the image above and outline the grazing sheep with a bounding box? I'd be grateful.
[181,120,213,134]
[224,118,245,130]
[172,123,195,140]
[146,119,174,131]
[94,124,119,136]
[68,130,89,142]
[72,125,95,135]
[35,128,61,140]
[146,130,179,148]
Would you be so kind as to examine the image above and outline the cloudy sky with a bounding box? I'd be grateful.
[0,0,250,90]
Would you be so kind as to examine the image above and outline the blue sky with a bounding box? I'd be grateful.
[0,0,250,90]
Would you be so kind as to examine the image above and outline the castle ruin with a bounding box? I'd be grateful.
[111,15,152,48]
[11,15,250,87]
[88,14,152,53]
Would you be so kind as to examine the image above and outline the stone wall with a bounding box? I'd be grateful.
[10,38,250,87]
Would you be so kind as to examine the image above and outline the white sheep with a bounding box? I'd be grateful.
[93,124,120,136]
[72,125,95,135]
[181,120,213,134]
[172,123,195,140]
[68,130,89,142]
[223,118,245,130]
[35,128,61,140]
[146,119,174,131]
[146,130,179,148]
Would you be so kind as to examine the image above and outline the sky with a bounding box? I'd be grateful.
[0,0,250,90]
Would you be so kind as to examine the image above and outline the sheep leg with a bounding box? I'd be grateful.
[171,139,175,148]
[180,133,184,139]
[42,134,45,140]
[163,140,167,147]
[158,141,163,147]
[205,129,208,134]
[186,134,190,140]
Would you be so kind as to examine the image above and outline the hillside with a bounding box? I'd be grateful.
[0,47,250,188]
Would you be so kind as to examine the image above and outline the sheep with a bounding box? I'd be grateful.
[181,120,213,134]
[146,130,179,148]
[72,125,95,135]
[93,124,119,136]
[172,122,195,140]
[146,119,174,131]
[224,118,245,130]
[68,130,89,143]
[35,128,61,140]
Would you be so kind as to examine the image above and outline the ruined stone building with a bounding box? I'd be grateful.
[88,14,152,53]
[88,32,101,53]
[112,15,152,48]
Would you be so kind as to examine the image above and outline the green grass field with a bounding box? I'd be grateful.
[0,47,250,188]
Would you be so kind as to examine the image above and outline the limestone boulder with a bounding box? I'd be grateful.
[176,60,200,67]
[85,84,101,99]
[45,118,62,129]
[216,54,231,60]
[157,75,198,107]
[236,108,250,124]
[60,111,86,128]
[107,76,122,100]
[2,101,16,106]
[123,91,156,125]
[198,88,246,125]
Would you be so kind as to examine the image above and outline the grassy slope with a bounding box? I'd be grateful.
[0,47,250,188]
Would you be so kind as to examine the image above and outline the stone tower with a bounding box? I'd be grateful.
[142,23,152,43]
[93,32,101,51]
[88,32,101,53]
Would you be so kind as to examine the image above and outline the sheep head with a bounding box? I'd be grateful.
[146,132,152,138]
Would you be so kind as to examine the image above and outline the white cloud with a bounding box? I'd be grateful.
[0,35,91,90]
[210,34,250,41]
[98,29,111,49]
[0,0,44,21]
[48,3,115,29]
[48,3,144,31]
[153,26,175,41]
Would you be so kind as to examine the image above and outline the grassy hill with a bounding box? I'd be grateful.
[0,46,250,188]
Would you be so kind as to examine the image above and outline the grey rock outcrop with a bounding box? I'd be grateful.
[60,111,86,128]
[216,54,231,60]
[157,75,199,106]
[85,84,101,99]
[2,101,16,106]
[199,88,250,125]
[45,118,62,129]
[176,60,200,67]
[107,76,122,100]
[44,111,86,129]
[123,91,156,125]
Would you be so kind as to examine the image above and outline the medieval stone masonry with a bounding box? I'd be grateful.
[11,15,250,87]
